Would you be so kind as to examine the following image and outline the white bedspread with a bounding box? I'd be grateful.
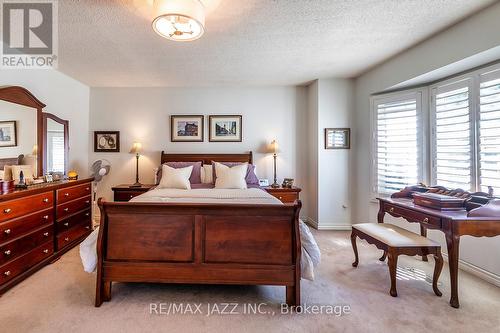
[80,188,321,280]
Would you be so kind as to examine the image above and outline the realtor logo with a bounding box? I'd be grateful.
[1,0,58,68]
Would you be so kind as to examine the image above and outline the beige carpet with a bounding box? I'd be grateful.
[1,230,499,333]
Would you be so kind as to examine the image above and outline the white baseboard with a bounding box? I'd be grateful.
[441,252,500,287]
[303,218,352,231]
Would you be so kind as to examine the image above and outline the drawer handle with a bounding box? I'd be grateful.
[85,187,90,191]
[85,213,90,217]
[4,271,11,276]
[389,207,395,213]
[85,200,90,204]
[279,196,283,200]
[423,218,429,223]
[43,232,49,237]
[3,208,12,214]
[64,222,69,227]
[4,250,11,256]
[4,229,11,235]
[64,193,70,197]
[130,195,134,198]
[64,208,69,212]
[85,226,90,230]
[43,249,49,254]
[43,215,49,220]
[64,237,69,242]
[43,198,49,203]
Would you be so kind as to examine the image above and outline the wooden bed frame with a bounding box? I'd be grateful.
[95,152,302,307]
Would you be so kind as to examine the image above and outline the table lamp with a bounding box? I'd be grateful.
[129,142,142,187]
[268,140,280,188]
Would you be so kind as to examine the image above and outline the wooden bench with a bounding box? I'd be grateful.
[351,223,443,298]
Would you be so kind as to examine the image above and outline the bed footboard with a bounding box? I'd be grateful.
[95,199,302,307]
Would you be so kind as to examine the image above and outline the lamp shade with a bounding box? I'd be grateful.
[267,140,280,154]
[129,142,142,154]
[153,0,205,42]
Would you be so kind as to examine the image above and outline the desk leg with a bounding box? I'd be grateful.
[446,233,460,308]
[420,225,428,262]
[377,208,385,224]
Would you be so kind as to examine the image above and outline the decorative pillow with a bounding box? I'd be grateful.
[212,161,259,185]
[0,170,4,180]
[158,165,193,190]
[156,161,202,184]
[214,162,248,189]
[11,165,34,182]
[201,164,213,184]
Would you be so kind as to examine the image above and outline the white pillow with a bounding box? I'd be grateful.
[214,162,248,189]
[201,164,213,184]
[158,165,193,190]
[11,165,34,182]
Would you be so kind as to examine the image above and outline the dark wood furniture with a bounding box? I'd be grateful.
[42,113,69,175]
[378,186,500,308]
[95,152,302,307]
[265,186,301,204]
[0,86,45,176]
[0,178,93,294]
[351,223,443,298]
[112,184,156,202]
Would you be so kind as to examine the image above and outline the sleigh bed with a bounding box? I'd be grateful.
[95,152,303,307]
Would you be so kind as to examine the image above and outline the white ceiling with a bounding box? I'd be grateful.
[57,0,496,87]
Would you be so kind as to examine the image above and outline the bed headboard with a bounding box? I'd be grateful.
[160,151,253,165]
[0,155,23,170]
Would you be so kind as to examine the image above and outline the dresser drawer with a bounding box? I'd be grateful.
[0,241,53,285]
[0,208,53,243]
[385,204,441,228]
[57,223,91,251]
[269,192,299,204]
[114,191,143,202]
[0,192,54,223]
[57,209,91,234]
[0,225,53,266]
[57,183,92,205]
[57,195,91,220]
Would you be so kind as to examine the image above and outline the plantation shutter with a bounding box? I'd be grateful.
[431,83,473,190]
[478,70,500,195]
[375,95,421,194]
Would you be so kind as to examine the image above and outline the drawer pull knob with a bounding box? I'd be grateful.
[423,218,429,223]
[64,193,70,197]
[43,215,49,220]
[85,200,90,204]
[86,187,90,191]
[4,250,11,256]
[130,195,134,198]
[43,232,49,237]
[4,229,11,235]
[389,207,395,213]
[64,237,69,242]
[43,249,49,254]
[64,222,69,227]
[85,226,90,230]
[4,271,11,276]
[43,198,49,203]
[3,208,12,214]
[85,213,90,217]
[64,208,69,212]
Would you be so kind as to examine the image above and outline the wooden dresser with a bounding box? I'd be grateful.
[0,178,93,294]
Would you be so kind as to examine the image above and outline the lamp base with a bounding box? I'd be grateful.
[129,183,142,188]
[271,182,280,188]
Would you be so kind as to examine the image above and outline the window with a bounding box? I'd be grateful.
[373,93,422,195]
[431,81,473,190]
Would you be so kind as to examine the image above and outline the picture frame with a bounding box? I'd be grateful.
[94,131,120,152]
[0,121,17,147]
[209,115,242,142]
[171,115,204,142]
[325,128,350,149]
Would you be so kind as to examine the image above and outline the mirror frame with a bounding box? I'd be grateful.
[42,113,69,175]
[0,86,45,176]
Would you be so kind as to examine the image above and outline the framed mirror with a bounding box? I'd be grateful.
[0,86,44,179]
[43,113,69,175]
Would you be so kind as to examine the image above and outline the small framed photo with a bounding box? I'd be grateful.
[0,121,17,147]
[171,115,204,142]
[94,131,120,152]
[325,128,350,149]
[209,115,242,142]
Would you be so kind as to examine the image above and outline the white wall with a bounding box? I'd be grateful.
[89,86,311,215]
[0,69,90,173]
[353,3,500,279]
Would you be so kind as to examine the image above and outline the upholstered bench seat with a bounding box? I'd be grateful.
[351,223,443,298]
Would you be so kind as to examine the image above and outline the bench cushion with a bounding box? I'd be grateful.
[353,223,440,248]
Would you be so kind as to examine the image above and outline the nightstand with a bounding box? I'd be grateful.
[264,186,301,203]
[112,184,156,202]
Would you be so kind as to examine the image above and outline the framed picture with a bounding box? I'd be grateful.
[0,121,17,147]
[325,128,350,149]
[209,115,242,142]
[171,115,204,142]
[94,131,120,152]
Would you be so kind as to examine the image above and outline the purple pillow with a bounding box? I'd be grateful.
[211,161,259,185]
[157,161,202,184]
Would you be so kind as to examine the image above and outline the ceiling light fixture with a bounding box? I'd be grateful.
[152,0,205,42]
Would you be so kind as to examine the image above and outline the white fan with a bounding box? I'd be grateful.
[90,160,111,221]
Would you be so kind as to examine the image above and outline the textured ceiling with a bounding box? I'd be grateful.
[57,0,496,87]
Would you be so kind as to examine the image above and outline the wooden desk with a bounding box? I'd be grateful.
[377,197,500,308]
